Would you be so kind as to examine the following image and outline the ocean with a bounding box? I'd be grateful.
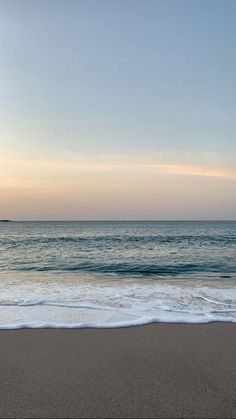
[0,221,236,328]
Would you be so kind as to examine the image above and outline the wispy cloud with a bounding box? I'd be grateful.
[0,152,235,187]
[1,151,235,220]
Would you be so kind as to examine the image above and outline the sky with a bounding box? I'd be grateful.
[0,0,235,220]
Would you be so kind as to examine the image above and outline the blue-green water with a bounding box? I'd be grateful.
[0,221,236,328]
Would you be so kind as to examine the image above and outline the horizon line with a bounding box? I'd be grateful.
[4,219,236,223]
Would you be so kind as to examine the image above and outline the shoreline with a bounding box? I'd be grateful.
[1,319,236,330]
[1,323,236,418]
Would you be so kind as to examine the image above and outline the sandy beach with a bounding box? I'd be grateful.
[0,323,236,418]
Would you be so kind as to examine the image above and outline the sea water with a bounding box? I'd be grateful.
[0,221,235,328]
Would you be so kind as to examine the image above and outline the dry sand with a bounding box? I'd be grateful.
[0,323,236,418]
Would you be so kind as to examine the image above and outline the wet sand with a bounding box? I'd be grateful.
[0,323,236,418]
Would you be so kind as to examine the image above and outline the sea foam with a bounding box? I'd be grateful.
[0,272,235,329]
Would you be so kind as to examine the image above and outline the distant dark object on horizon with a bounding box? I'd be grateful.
[0,220,12,222]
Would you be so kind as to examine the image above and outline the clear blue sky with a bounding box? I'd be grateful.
[0,0,235,219]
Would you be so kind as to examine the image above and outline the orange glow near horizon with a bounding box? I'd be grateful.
[0,151,236,220]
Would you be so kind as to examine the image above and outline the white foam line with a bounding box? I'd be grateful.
[1,316,236,330]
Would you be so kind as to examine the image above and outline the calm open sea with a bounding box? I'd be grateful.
[0,221,236,328]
